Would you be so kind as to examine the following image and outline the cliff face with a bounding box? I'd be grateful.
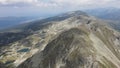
[18,16,120,68]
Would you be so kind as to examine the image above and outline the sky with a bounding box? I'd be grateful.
[0,0,120,17]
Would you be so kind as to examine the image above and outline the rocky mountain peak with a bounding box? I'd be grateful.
[57,10,89,18]
[17,14,120,68]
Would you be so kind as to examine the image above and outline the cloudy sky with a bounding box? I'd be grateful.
[0,0,119,17]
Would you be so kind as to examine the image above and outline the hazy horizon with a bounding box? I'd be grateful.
[0,0,120,17]
[0,0,120,30]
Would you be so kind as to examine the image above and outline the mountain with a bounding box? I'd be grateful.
[85,8,120,31]
[18,26,120,68]
[0,16,42,30]
[85,8,120,21]
[17,11,120,68]
[0,10,90,67]
[0,10,120,68]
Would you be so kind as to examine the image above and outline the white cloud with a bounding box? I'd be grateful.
[50,0,120,8]
[0,0,36,4]
[0,0,119,8]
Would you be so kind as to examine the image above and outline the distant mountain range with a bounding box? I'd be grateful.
[84,8,120,31]
[85,8,120,21]
[0,16,42,30]
[0,8,120,30]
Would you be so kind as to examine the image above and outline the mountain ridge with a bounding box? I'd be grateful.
[18,22,120,68]
[17,11,120,68]
[0,10,120,68]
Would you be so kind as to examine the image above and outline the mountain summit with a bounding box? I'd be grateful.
[58,10,89,17]
[0,10,120,68]
[17,11,120,68]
